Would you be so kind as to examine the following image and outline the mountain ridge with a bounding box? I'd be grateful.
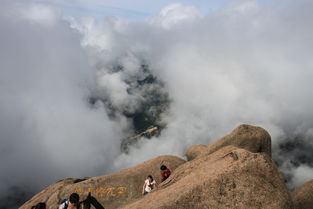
[20,124,313,209]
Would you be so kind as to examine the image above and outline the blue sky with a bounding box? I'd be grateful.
[37,0,232,20]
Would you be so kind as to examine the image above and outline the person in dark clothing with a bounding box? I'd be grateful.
[31,202,46,209]
[59,193,80,209]
[81,192,105,209]
[160,165,171,182]
[59,192,105,209]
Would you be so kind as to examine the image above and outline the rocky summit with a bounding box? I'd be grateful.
[20,125,313,209]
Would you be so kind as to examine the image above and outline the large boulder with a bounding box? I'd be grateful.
[292,179,313,209]
[184,144,208,162]
[186,124,271,161]
[119,146,293,209]
[19,155,186,209]
[19,178,89,208]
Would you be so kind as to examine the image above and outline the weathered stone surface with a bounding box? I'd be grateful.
[184,144,208,161]
[292,179,313,209]
[21,125,295,209]
[19,178,89,209]
[119,146,293,209]
[19,155,185,209]
[186,124,271,161]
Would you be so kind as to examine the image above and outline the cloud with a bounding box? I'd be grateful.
[0,1,129,207]
[16,3,61,27]
[102,0,313,187]
[148,3,200,29]
[1,1,313,208]
[224,0,258,15]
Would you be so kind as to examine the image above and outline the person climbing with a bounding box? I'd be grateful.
[31,202,46,209]
[160,165,171,182]
[81,192,105,209]
[142,175,157,195]
[59,193,80,209]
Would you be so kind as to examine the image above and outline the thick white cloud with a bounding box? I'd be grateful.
[0,1,129,203]
[16,3,61,26]
[1,1,313,208]
[148,3,200,29]
[106,0,313,186]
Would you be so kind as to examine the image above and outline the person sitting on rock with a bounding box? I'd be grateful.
[160,165,171,182]
[59,193,80,209]
[142,175,157,195]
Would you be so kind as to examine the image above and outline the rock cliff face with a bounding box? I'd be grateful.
[120,146,292,209]
[20,156,185,209]
[186,124,272,161]
[20,124,313,209]
[292,179,313,209]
